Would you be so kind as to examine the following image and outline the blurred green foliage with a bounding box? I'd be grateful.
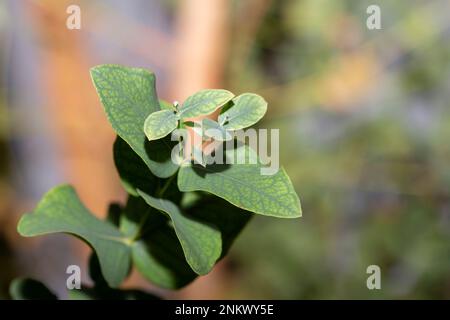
[225,0,450,299]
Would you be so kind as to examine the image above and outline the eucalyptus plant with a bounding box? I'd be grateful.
[11,65,301,299]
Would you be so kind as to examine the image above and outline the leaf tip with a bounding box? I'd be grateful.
[16,214,30,236]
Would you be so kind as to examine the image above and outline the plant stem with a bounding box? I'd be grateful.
[130,208,152,242]
[157,174,176,198]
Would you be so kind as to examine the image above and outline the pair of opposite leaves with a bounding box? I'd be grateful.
[144,90,268,142]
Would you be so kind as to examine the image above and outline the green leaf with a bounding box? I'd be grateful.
[132,229,198,289]
[74,253,161,299]
[159,99,176,111]
[142,135,180,178]
[114,137,182,202]
[17,185,131,287]
[113,136,157,196]
[10,278,57,300]
[90,64,178,178]
[179,89,234,119]
[188,196,252,257]
[219,93,268,130]
[129,194,250,289]
[118,196,197,288]
[136,190,221,275]
[178,145,302,218]
[144,109,179,141]
[202,118,232,141]
[119,196,165,239]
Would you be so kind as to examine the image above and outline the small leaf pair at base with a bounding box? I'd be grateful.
[219,93,267,130]
[144,109,179,141]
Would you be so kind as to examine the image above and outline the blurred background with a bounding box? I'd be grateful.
[0,0,449,299]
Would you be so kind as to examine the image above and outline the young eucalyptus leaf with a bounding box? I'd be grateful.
[188,196,252,258]
[70,253,162,300]
[119,196,166,239]
[219,93,268,130]
[159,99,176,111]
[142,135,180,178]
[136,190,221,275]
[131,194,250,290]
[132,228,198,289]
[17,185,131,288]
[178,145,302,218]
[90,65,178,178]
[10,278,57,300]
[130,194,251,290]
[115,137,182,204]
[144,109,179,141]
[113,136,157,196]
[202,118,232,141]
[117,196,197,288]
[179,89,234,119]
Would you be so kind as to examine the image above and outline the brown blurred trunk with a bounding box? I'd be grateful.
[167,0,231,299]
[168,0,230,102]
[25,0,124,285]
